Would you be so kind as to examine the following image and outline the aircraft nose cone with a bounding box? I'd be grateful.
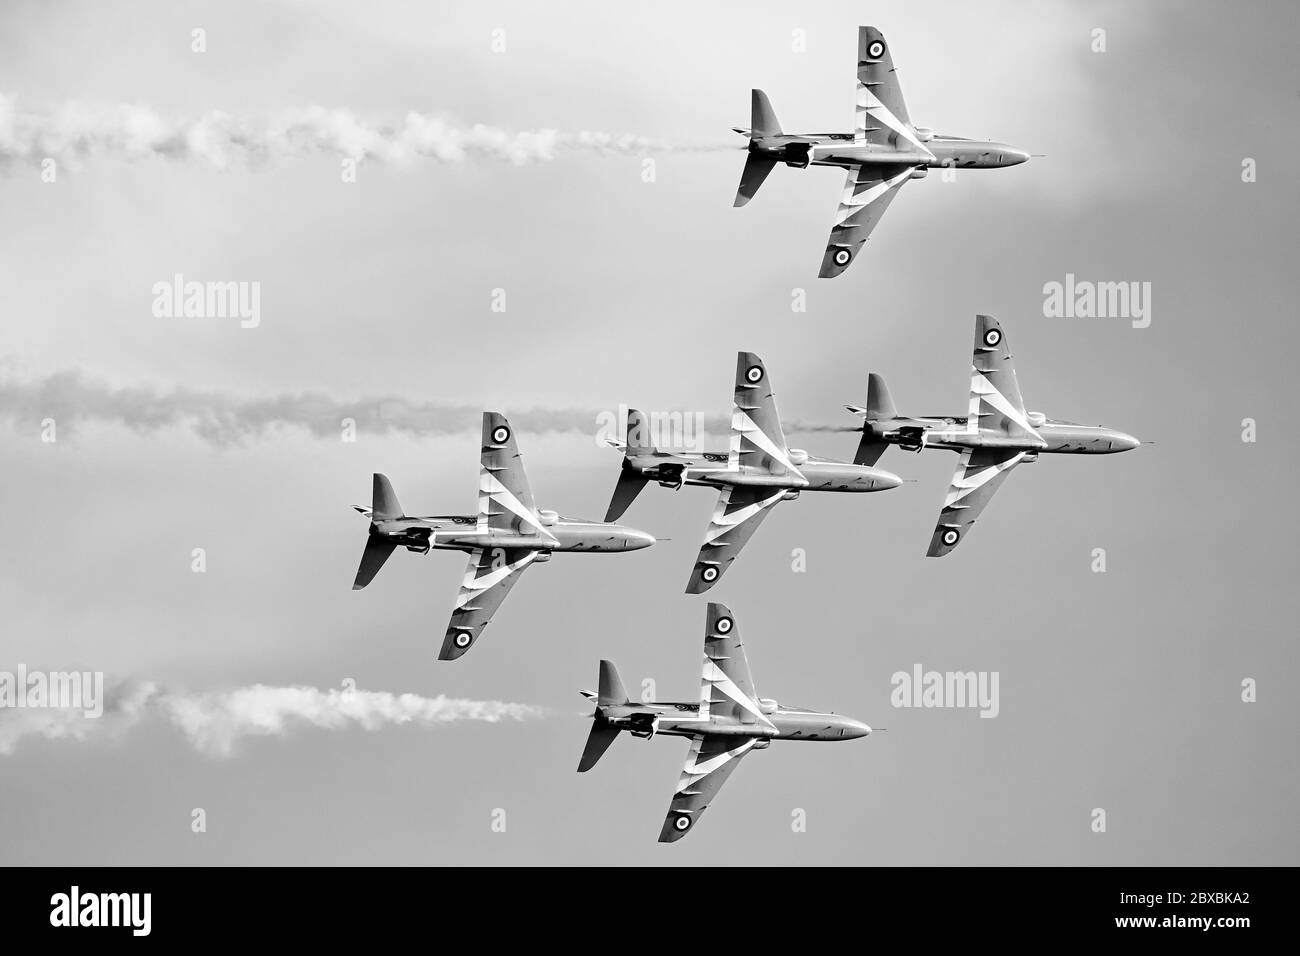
[624,529,656,550]
[844,719,872,739]
[1113,431,1140,452]
[1005,147,1030,166]
[871,469,903,492]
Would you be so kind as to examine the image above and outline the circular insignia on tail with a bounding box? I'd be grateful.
[941,529,960,547]
[745,365,764,384]
[983,328,1002,348]
[673,814,692,832]
[454,631,473,648]
[715,616,734,634]
[491,425,511,444]
[867,39,885,58]
[833,248,852,267]
[700,566,720,583]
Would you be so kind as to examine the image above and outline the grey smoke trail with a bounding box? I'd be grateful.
[0,94,729,169]
[0,678,546,757]
[0,368,844,445]
[0,368,600,445]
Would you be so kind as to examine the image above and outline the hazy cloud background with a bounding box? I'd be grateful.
[0,0,1296,865]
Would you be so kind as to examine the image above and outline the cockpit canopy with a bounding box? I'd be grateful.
[788,449,808,466]
[538,509,559,526]
[758,698,779,715]
[1027,411,1047,428]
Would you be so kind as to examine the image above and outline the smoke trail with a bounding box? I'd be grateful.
[0,677,546,757]
[0,94,728,170]
[0,367,845,445]
[0,368,600,445]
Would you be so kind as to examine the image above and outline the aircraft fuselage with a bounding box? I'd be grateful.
[624,450,900,493]
[750,132,1029,171]
[867,417,1140,455]
[368,515,655,554]
[597,700,871,742]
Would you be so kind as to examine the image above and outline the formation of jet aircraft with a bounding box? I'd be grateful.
[351,412,655,660]
[604,350,901,593]
[339,26,1138,844]
[732,26,1030,277]
[845,314,1140,556]
[577,603,871,842]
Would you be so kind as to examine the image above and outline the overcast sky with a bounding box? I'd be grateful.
[1,0,1297,865]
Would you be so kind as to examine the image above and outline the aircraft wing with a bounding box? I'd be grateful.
[927,447,1029,557]
[818,163,912,278]
[658,734,758,843]
[701,602,774,726]
[730,351,802,477]
[855,27,928,151]
[478,412,558,543]
[439,546,538,659]
[686,484,785,593]
[968,314,1041,442]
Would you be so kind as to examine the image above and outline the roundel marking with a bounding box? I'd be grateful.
[833,248,852,266]
[942,529,960,547]
[745,365,764,384]
[454,632,473,648]
[701,566,719,582]
[983,328,1002,348]
[715,616,734,634]
[491,425,511,444]
[867,40,885,58]
[674,815,691,831]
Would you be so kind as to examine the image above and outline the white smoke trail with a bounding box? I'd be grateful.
[0,94,728,170]
[0,678,546,757]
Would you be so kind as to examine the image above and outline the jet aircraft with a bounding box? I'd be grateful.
[604,351,901,593]
[845,314,1140,556]
[578,602,871,843]
[733,25,1031,277]
[352,412,656,660]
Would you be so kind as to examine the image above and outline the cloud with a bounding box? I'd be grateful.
[0,95,730,170]
[0,678,546,757]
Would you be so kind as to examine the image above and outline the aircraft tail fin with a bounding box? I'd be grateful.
[866,373,897,420]
[751,89,782,137]
[352,473,404,590]
[577,660,628,772]
[734,91,783,206]
[598,659,629,707]
[605,409,652,521]
[372,473,403,520]
[624,408,655,456]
